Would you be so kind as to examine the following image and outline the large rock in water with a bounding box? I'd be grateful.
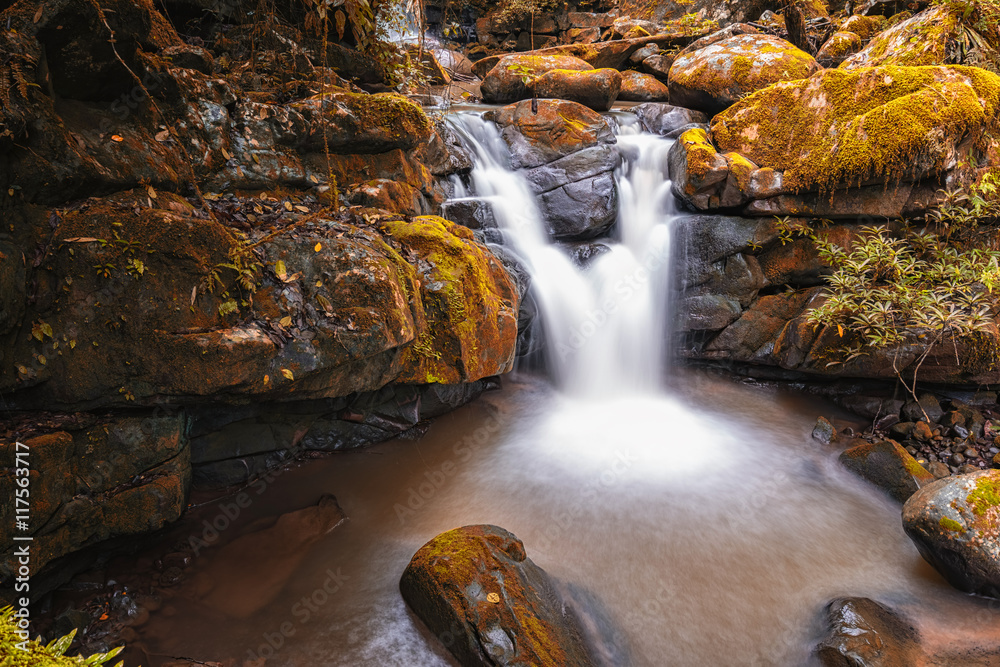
[485,100,619,239]
[668,32,820,115]
[839,439,935,503]
[692,66,1000,214]
[480,54,592,104]
[399,525,598,667]
[529,68,622,111]
[902,469,1000,598]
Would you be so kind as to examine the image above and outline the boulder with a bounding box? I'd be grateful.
[480,54,592,104]
[640,54,675,81]
[902,469,1000,597]
[815,597,923,667]
[399,525,598,667]
[292,93,433,153]
[530,68,622,111]
[668,33,821,115]
[631,103,709,137]
[839,439,935,503]
[432,48,475,77]
[0,205,519,409]
[349,179,429,216]
[816,31,864,67]
[840,14,887,39]
[484,99,616,170]
[537,172,619,240]
[711,66,1000,199]
[618,70,671,102]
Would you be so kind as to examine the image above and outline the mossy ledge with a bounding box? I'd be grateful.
[712,65,1000,194]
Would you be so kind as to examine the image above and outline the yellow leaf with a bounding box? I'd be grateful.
[837,324,844,338]
[147,185,157,199]
[264,374,270,383]
[111,135,124,142]
[314,242,322,252]
[37,355,46,365]
[295,205,310,213]
[281,368,294,380]
[487,592,500,603]
[275,259,287,281]
[279,315,292,327]
[70,339,76,349]
[284,201,293,212]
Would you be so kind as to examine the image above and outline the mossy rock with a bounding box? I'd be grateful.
[668,33,821,115]
[0,607,122,666]
[618,70,671,102]
[711,65,1000,195]
[480,54,592,105]
[399,525,598,666]
[839,438,934,503]
[902,469,1000,597]
[529,68,623,112]
[816,31,864,67]
[294,92,432,153]
[840,5,961,69]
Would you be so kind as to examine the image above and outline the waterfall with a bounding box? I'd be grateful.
[446,113,677,398]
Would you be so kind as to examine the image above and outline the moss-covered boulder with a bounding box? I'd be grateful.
[668,33,821,115]
[480,54,592,105]
[839,439,935,503]
[902,469,1000,597]
[711,66,1000,197]
[0,199,518,410]
[292,92,433,153]
[618,70,671,102]
[816,31,864,67]
[399,525,599,667]
[529,68,622,111]
[841,5,999,70]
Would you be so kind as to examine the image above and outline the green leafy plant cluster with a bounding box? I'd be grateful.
[0,607,123,666]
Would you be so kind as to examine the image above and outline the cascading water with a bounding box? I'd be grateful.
[446,113,677,397]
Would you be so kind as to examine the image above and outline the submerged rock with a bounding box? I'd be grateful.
[902,469,1000,597]
[400,524,599,667]
[815,597,923,666]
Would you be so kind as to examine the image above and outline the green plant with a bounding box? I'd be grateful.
[807,224,1000,410]
[0,606,123,666]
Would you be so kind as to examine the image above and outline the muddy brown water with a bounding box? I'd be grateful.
[120,372,1000,666]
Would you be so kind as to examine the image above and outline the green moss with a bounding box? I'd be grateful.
[713,65,1000,194]
[939,516,966,532]
[337,92,431,142]
[966,475,1000,516]
[841,15,886,39]
[0,607,122,666]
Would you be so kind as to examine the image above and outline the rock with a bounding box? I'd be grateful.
[617,70,671,102]
[679,292,743,332]
[840,6,994,70]
[902,469,1000,597]
[485,99,616,170]
[292,93,433,153]
[400,525,599,667]
[567,11,616,29]
[815,597,923,666]
[349,179,429,216]
[902,394,944,423]
[912,421,934,442]
[815,31,864,67]
[668,128,731,210]
[631,103,708,137]
[0,417,189,583]
[529,68,622,111]
[668,33,820,115]
[628,44,660,66]
[890,422,915,438]
[928,461,950,479]
[950,452,967,466]
[1,205,519,409]
[840,396,903,420]
[611,18,660,40]
[839,439,935,502]
[813,416,837,444]
[162,44,215,74]
[407,45,451,85]
[522,144,619,195]
[711,66,1000,202]
[640,54,675,81]
[941,410,966,428]
[537,173,618,240]
[516,33,559,52]
[441,199,498,231]
[432,48,475,78]
[564,27,602,44]
[480,54,592,104]
[840,14,887,39]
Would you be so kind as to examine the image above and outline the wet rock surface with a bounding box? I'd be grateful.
[400,524,601,667]
[815,597,923,667]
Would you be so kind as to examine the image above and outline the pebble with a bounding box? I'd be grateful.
[950,452,966,466]
[905,446,918,456]
[964,448,980,459]
[953,425,970,439]
[960,463,981,474]
[913,421,934,441]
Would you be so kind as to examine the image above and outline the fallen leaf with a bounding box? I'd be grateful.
[147,185,157,199]
[487,593,500,603]
[281,368,294,380]
[190,285,197,305]
[279,316,292,327]
[221,147,232,160]
[155,130,171,142]
[284,201,293,212]
[62,237,99,243]
[295,205,310,213]
[275,259,287,281]
[314,242,322,252]
[33,4,44,23]
[111,135,124,142]
[837,324,844,338]
[263,374,270,383]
